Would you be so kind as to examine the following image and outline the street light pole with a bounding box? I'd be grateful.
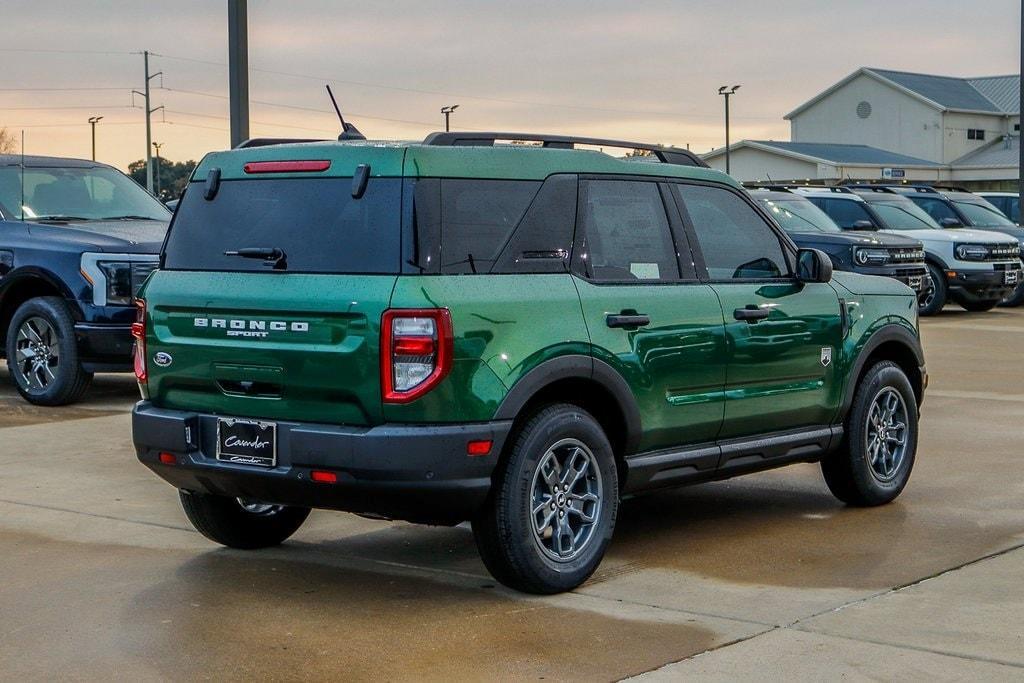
[152,142,163,198]
[718,85,741,175]
[228,0,250,148]
[441,104,459,132]
[87,116,103,161]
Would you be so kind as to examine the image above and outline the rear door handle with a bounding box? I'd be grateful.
[606,312,651,329]
[733,305,771,323]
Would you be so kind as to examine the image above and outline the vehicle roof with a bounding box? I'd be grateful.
[192,140,738,186]
[748,189,812,202]
[0,154,111,169]
[977,191,1018,197]
[791,187,868,201]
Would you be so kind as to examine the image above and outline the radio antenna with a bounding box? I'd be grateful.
[325,85,366,141]
[20,130,25,221]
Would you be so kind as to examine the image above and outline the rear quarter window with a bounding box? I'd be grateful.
[163,177,402,274]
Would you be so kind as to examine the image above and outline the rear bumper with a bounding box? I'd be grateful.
[132,402,511,524]
[74,323,133,372]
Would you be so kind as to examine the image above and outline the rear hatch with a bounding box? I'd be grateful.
[141,148,405,426]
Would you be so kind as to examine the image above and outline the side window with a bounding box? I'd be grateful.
[439,179,540,274]
[912,197,957,223]
[674,184,789,280]
[578,179,680,282]
[492,175,577,274]
[819,198,875,229]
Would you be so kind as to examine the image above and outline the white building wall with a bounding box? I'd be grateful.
[942,111,1014,163]
[789,73,944,162]
[705,147,819,183]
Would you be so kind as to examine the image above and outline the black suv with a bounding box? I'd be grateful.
[0,155,170,404]
[749,188,928,301]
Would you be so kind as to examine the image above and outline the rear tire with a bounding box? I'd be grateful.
[917,263,946,316]
[5,296,92,406]
[472,403,618,594]
[179,490,310,549]
[822,361,917,506]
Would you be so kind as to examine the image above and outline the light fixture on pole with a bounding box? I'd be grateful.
[718,85,741,175]
[152,142,164,198]
[87,116,103,161]
[441,104,459,132]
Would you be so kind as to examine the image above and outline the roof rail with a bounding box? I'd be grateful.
[422,131,709,168]
[927,184,971,193]
[841,182,939,194]
[742,183,795,192]
[843,184,900,194]
[235,137,328,149]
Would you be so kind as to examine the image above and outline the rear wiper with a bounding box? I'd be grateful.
[224,247,288,271]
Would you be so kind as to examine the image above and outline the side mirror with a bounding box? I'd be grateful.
[797,248,833,284]
[852,220,877,231]
[939,217,963,228]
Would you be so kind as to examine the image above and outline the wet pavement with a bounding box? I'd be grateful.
[1,307,1023,680]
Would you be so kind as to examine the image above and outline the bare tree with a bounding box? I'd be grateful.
[0,127,16,154]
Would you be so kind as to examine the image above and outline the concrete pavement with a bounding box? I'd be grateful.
[1,306,1022,681]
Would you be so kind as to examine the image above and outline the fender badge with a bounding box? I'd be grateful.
[153,351,173,367]
[820,347,832,367]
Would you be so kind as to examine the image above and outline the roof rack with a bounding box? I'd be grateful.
[840,182,939,194]
[927,184,971,193]
[842,184,900,194]
[742,184,795,192]
[422,131,709,168]
[235,137,327,149]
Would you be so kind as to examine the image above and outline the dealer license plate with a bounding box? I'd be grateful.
[216,418,277,467]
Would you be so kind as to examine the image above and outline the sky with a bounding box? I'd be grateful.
[1,0,1020,172]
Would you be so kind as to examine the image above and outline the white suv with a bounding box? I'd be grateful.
[793,187,1021,314]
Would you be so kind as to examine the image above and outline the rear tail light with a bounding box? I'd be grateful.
[132,298,147,383]
[381,309,453,403]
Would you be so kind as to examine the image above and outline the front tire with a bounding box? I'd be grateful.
[472,403,618,594]
[821,361,918,506]
[179,490,310,549]
[917,263,946,316]
[5,296,92,406]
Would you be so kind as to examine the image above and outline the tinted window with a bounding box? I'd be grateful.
[868,200,940,230]
[492,174,577,274]
[439,179,540,274]
[758,197,839,233]
[952,200,1015,227]
[910,197,958,224]
[0,165,169,222]
[579,180,679,281]
[164,177,402,273]
[812,198,876,230]
[676,184,789,280]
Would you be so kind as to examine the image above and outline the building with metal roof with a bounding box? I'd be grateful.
[704,67,1019,189]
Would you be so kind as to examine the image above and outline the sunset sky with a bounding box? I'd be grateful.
[2,0,1019,172]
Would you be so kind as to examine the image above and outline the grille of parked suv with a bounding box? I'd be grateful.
[986,244,1021,261]
[131,262,158,297]
[889,248,926,262]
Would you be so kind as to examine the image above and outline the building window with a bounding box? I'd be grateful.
[967,129,986,140]
[1015,124,1020,132]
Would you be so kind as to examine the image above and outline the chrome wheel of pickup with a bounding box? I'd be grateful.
[530,438,603,562]
[14,316,60,393]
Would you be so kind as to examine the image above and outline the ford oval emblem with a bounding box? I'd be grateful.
[153,352,173,367]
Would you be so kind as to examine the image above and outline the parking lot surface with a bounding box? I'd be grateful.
[2,307,1023,681]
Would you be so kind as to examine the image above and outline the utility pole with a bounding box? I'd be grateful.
[718,85,741,175]
[152,142,163,198]
[87,116,103,161]
[441,104,459,132]
[1018,0,1022,202]
[228,0,250,148]
[133,51,163,194]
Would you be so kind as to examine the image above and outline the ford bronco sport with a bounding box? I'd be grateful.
[133,132,926,594]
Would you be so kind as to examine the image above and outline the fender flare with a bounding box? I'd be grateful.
[493,354,644,454]
[841,323,925,416]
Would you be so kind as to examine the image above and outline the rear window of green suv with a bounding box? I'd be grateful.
[163,177,402,273]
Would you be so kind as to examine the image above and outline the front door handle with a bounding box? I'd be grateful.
[733,305,771,323]
[606,312,651,329]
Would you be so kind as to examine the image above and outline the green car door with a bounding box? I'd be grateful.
[671,182,844,439]
[573,178,727,453]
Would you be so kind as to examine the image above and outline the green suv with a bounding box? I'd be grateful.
[132,132,926,594]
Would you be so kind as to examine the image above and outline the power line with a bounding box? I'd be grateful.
[0,48,137,56]
[0,86,134,92]
[0,105,134,111]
